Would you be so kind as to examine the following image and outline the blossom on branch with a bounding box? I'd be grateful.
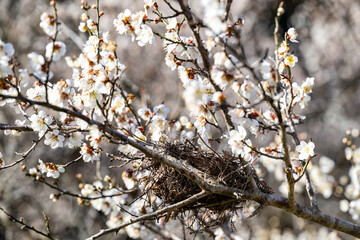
[296,141,315,160]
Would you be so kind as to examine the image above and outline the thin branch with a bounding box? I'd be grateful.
[241,140,284,160]
[36,177,136,201]
[45,0,60,102]
[247,204,266,218]
[223,0,233,21]
[0,123,87,132]
[0,205,56,240]
[294,155,315,182]
[62,155,82,168]
[86,190,210,240]
[0,135,44,171]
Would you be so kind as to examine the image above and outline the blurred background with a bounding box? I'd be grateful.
[0,0,359,239]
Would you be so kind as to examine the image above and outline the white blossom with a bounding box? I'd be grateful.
[66,132,84,149]
[29,111,52,136]
[287,27,299,43]
[284,54,298,68]
[45,41,66,61]
[80,143,100,162]
[38,159,65,179]
[296,141,315,160]
[40,12,57,37]
[228,126,247,156]
[44,130,65,149]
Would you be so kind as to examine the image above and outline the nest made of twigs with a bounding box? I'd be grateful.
[142,142,258,213]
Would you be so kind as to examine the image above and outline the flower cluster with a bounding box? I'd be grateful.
[37,159,65,179]
[40,12,58,37]
[113,9,154,46]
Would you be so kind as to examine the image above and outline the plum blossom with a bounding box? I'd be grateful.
[113,9,132,35]
[0,65,12,78]
[201,0,227,36]
[287,27,299,43]
[26,85,46,102]
[86,125,102,148]
[228,126,247,156]
[29,111,52,136]
[260,60,273,80]
[80,143,100,162]
[166,18,177,30]
[135,24,154,47]
[27,52,45,72]
[353,148,360,164]
[18,69,30,87]
[38,159,65,179]
[86,19,97,33]
[138,106,152,121]
[284,54,298,68]
[296,141,315,160]
[40,12,58,37]
[45,41,66,61]
[28,52,53,81]
[278,41,288,55]
[28,167,39,176]
[0,40,14,62]
[122,170,136,189]
[153,104,170,118]
[44,130,65,149]
[114,10,154,47]
[66,132,84,149]
[78,22,87,32]
[301,77,315,94]
[144,0,154,9]
[149,115,168,142]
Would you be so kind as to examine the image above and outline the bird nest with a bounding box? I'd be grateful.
[141,142,263,214]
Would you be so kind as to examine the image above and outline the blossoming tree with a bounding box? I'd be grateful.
[0,0,359,239]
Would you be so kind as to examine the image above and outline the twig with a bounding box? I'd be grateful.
[36,177,136,201]
[86,190,210,240]
[0,205,56,240]
[0,123,87,132]
[45,0,60,102]
[223,0,233,21]
[62,155,82,168]
[96,0,101,63]
[43,211,52,236]
[0,135,44,171]
[247,204,266,218]
[241,140,284,160]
